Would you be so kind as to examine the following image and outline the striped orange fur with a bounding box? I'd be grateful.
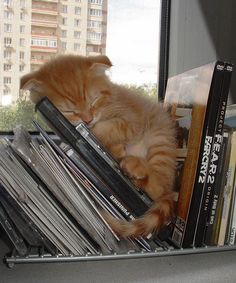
[20,54,177,238]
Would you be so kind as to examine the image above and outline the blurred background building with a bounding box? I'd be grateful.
[0,0,108,106]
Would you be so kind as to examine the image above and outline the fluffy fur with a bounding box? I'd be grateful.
[20,54,177,238]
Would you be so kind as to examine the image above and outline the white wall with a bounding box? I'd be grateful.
[168,0,236,104]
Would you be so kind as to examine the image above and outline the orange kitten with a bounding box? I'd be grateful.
[21,54,177,238]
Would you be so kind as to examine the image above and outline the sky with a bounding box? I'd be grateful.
[106,0,161,85]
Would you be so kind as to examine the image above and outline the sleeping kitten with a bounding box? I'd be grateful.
[20,54,177,237]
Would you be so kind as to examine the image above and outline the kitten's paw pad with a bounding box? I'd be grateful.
[120,156,148,181]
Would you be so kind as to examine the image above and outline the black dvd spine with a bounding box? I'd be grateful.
[194,63,233,247]
[182,61,225,248]
[0,198,28,256]
[0,184,57,254]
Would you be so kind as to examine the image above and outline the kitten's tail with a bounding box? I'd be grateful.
[103,192,176,238]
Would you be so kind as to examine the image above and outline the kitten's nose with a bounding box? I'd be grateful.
[81,112,93,124]
[84,117,93,124]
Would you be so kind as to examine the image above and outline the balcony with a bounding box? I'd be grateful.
[31,36,58,53]
[31,32,57,39]
[30,58,49,65]
[32,7,58,16]
[87,39,102,45]
[31,18,57,28]
[39,0,58,2]
[31,46,57,53]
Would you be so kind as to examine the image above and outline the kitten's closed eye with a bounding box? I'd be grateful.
[90,96,100,107]
[61,110,76,114]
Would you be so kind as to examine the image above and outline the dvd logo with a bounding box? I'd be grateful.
[198,136,212,183]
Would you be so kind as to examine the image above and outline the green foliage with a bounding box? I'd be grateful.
[126,83,158,98]
[0,83,158,131]
[0,96,49,132]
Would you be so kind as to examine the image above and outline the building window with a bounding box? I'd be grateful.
[74,31,81,39]
[88,20,102,28]
[19,51,25,60]
[61,42,67,50]
[4,0,12,5]
[88,32,102,41]
[62,17,67,25]
[62,5,67,13]
[20,12,25,21]
[4,64,12,71]
[75,7,81,15]
[74,43,80,51]
[61,30,67,38]
[89,9,102,17]
[20,25,25,33]
[4,37,12,46]
[89,0,103,4]
[74,19,80,27]
[4,11,13,19]
[3,89,10,96]
[3,77,12,85]
[4,24,12,33]
[31,38,57,48]
[20,0,25,8]
[4,50,11,59]
[19,65,25,72]
[20,38,25,46]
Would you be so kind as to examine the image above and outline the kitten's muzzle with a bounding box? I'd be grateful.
[80,112,93,124]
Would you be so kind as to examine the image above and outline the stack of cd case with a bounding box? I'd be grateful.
[0,96,172,259]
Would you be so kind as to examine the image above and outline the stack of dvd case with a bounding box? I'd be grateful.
[0,96,168,257]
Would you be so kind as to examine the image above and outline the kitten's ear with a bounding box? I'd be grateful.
[89,55,112,67]
[20,71,37,89]
[89,63,111,76]
[21,78,45,104]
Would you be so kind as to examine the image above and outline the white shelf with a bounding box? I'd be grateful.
[4,245,236,268]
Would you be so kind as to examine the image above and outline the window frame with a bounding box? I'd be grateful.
[158,0,171,101]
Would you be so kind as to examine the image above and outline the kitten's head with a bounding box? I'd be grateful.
[20,54,112,126]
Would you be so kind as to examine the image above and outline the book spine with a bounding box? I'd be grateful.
[211,128,233,245]
[171,104,206,247]
[194,63,233,247]
[218,131,236,245]
[35,97,151,217]
[204,130,230,245]
[227,172,236,245]
[182,61,225,248]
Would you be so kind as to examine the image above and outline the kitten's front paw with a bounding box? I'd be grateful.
[108,144,126,160]
[120,156,148,187]
[91,122,104,141]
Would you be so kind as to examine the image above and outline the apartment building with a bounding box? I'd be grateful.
[0,0,108,106]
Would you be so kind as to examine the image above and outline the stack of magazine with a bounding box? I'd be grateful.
[0,96,169,257]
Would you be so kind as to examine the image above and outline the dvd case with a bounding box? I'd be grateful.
[0,185,56,253]
[35,97,152,217]
[0,198,28,256]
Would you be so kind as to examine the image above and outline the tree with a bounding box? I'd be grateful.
[126,83,158,98]
[0,83,158,131]
[0,96,48,132]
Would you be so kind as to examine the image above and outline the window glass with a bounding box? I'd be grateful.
[107,0,160,88]
[0,0,161,131]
